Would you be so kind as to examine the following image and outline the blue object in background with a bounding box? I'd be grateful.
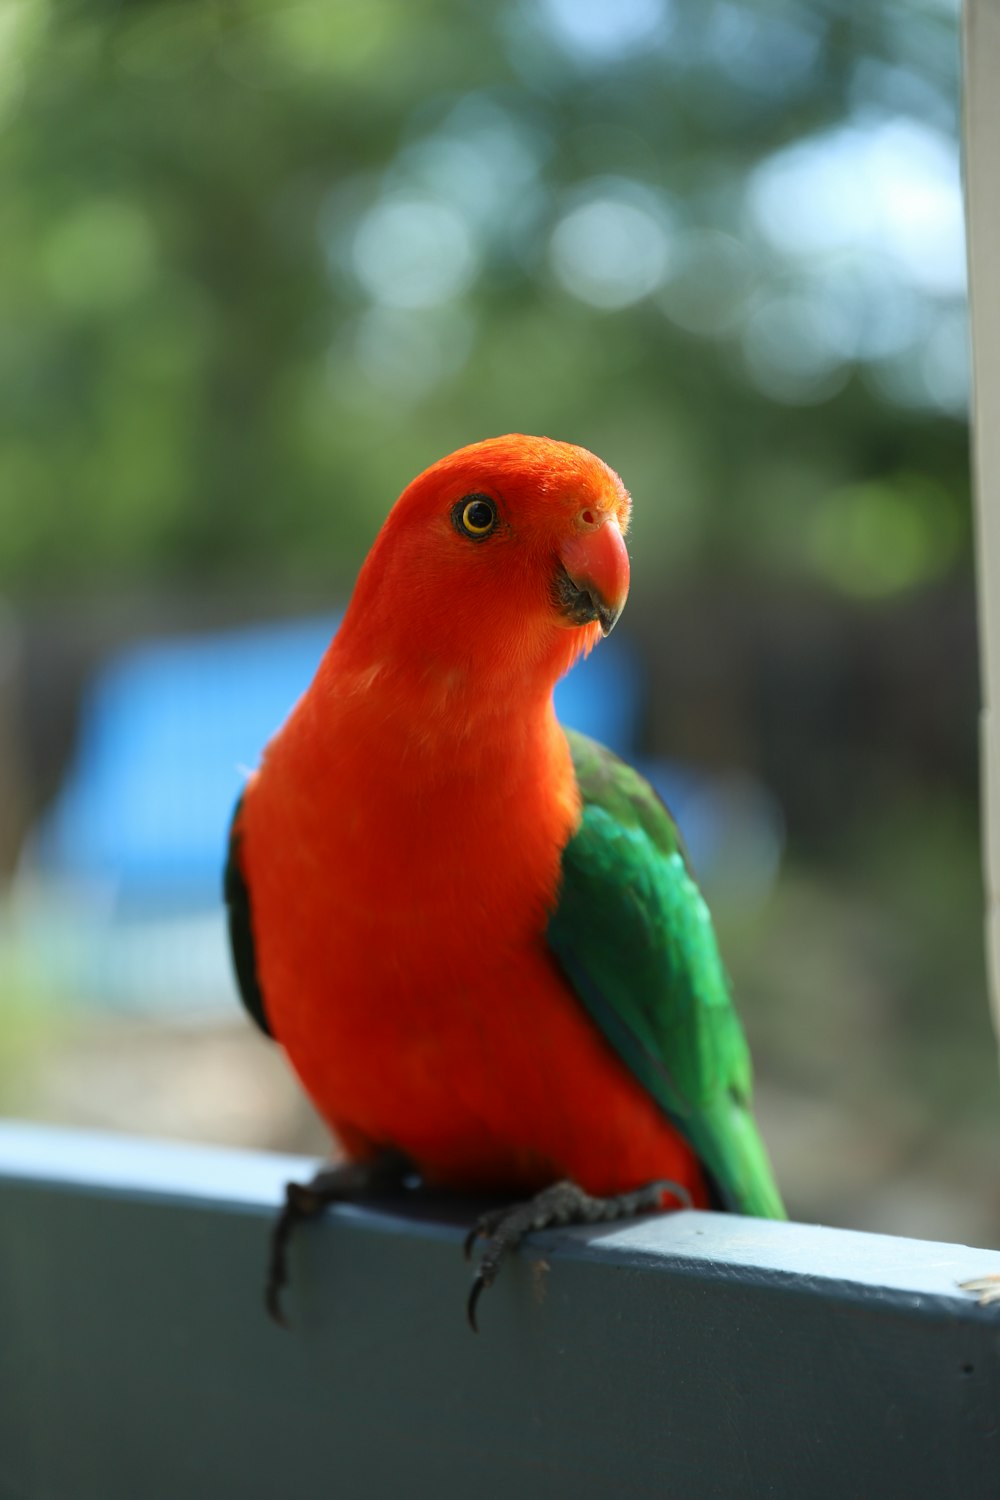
[31,615,644,913]
[19,615,780,1014]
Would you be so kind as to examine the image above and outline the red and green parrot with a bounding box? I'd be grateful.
[225,434,785,1329]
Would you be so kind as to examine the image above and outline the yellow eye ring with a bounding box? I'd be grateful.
[456,495,498,538]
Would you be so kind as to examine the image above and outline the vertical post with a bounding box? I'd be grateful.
[964,0,1000,1049]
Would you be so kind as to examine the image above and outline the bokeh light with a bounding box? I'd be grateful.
[350,196,478,309]
[539,0,671,62]
[549,181,673,310]
[748,118,965,296]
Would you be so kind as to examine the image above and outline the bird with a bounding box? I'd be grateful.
[224,433,785,1330]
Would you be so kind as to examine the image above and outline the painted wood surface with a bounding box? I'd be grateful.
[2,1123,999,1499]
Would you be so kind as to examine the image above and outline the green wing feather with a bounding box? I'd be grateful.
[546,729,785,1219]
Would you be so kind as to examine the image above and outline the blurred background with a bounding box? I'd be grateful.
[1,0,994,1246]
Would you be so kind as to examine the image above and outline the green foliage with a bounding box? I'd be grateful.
[808,474,962,597]
[0,0,969,598]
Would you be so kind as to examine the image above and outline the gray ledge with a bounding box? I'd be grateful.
[2,1122,999,1499]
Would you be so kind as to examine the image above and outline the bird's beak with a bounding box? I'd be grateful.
[554,513,630,636]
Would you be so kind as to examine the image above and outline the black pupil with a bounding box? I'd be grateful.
[467,501,493,530]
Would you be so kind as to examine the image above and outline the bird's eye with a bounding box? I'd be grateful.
[454,495,498,539]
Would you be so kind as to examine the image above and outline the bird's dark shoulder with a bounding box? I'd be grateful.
[563,726,689,864]
[224,791,274,1040]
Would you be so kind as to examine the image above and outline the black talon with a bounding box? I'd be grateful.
[460,1176,689,1332]
[467,1272,487,1333]
[264,1151,412,1328]
[266,1278,290,1329]
[266,1184,307,1328]
[660,1180,692,1209]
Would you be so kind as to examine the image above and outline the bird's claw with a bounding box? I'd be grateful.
[265,1278,290,1329]
[466,1268,493,1332]
[461,1176,688,1332]
[265,1151,413,1328]
[463,1205,513,1262]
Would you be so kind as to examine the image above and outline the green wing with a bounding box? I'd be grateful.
[546,729,785,1219]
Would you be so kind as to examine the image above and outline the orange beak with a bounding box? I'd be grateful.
[555,514,630,636]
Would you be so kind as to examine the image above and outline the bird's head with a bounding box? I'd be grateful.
[346,434,631,693]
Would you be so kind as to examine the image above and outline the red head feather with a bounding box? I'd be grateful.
[336,434,632,700]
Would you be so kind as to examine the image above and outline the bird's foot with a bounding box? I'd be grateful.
[267,1150,411,1328]
[462,1176,690,1332]
[959,1273,1000,1307]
